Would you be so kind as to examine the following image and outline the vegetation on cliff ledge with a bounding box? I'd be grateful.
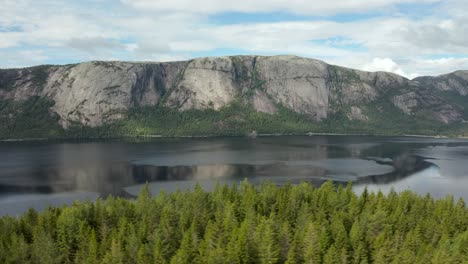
[1,98,468,139]
[0,97,63,139]
[62,101,468,138]
[0,181,467,263]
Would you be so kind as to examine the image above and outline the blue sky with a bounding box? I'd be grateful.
[0,0,468,77]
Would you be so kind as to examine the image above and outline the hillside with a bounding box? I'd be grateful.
[1,55,468,138]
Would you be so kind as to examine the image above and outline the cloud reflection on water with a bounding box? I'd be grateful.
[0,136,468,216]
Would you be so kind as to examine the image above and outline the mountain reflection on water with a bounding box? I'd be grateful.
[1,136,468,215]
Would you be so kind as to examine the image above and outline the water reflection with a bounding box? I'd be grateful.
[356,154,433,185]
[0,136,468,215]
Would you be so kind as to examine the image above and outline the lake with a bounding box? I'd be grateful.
[1,135,468,216]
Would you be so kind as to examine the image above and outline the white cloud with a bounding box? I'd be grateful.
[0,0,467,78]
[154,54,191,62]
[405,57,468,77]
[121,0,439,15]
[363,57,407,77]
[330,56,468,78]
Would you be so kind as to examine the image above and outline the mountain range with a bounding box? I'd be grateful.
[1,55,467,138]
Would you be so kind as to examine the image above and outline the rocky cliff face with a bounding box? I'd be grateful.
[0,55,467,128]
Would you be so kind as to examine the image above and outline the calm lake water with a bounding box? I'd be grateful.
[1,136,468,216]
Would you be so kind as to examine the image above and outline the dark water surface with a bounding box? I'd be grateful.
[1,136,468,216]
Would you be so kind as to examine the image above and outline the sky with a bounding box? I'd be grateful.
[1,0,468,78]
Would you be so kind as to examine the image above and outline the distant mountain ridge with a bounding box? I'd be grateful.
[1,55,467,138]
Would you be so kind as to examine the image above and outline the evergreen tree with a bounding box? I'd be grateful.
[323,245,340,264]
[303,223,321,263]
[102,239,125,264]
[31,227,61,264]
[256,217,280,264]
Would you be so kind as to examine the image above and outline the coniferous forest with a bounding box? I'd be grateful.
[2,97,468,140]
[0,181,467,264]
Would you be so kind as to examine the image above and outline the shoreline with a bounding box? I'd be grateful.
[1,132,467,142]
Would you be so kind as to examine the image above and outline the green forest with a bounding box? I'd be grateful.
[0,181,467,263]
[1,97,468,139]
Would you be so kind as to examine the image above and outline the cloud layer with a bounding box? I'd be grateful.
[122,0,438,15]
[0,0,467,77]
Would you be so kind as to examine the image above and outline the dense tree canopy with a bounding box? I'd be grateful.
[0,181,467,263]
[2,97,468,139]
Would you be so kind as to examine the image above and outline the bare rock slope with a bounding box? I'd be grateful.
[0,55,467,129]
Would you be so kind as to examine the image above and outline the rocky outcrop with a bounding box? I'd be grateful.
[348,106,368,121]
[392,92,418,114]
[252,90,277,114]
[390,85,465,124]
[0,55,467,128]
[164,57,239,111]
[413,71,468,96]
[255,56,329,120]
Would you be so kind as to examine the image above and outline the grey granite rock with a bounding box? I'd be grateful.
[0,55,466,128]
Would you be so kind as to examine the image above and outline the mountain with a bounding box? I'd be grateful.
[1,55,467,138]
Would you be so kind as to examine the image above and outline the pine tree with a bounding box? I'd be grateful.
[237,217,258,264]
[153,237,167,264]
[285,234,303,264]
[278,222,292,263]
[170,224,198,264]
[102,239,124,264]
[56,208,81,263]
[31,227,61,264]
[86,230,100,264]
[303,223,321,264]
[323,245,340,264]
[256,217,279,264]
[6,233,30,263]
[224,227,241,264]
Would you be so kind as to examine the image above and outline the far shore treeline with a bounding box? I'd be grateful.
[2,97,468,140]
